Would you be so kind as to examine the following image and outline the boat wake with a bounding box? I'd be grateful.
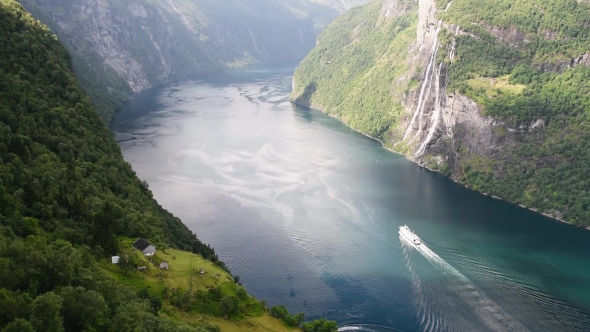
[401,235,530,332]
[438,246,590,331]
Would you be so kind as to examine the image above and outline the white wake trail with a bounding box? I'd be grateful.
[404,237,530,332]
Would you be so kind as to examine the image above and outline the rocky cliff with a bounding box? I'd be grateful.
[292,0,590,227]
[18,0,346,121]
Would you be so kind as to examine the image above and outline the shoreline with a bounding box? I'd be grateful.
[290,100,587,231]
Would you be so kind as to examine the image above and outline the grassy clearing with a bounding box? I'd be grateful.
[101,240,302,331]
[170,309,303,332]
[102,240,233,294]
[467,74,526,97]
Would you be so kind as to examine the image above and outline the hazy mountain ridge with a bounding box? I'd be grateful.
[292,0,590,227]
[17,0,351,122]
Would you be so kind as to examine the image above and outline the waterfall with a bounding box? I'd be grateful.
[402,20,443,142]
[402,20,442,141]
[445,1,453,12]
[449,26,459,61]
[416,62,443,156]
[411,44,439,144]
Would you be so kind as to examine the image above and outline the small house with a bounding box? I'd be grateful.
[132,238,156,256]
[159,261,169,269]
[111,256,120,264]
[137,266,147,271]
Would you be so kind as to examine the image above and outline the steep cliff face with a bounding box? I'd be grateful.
[18,0,340,121]
[292,0,590,227]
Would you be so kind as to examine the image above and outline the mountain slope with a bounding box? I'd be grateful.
[0,0,217,256]
[0,1,338,330]
[292,0,590,227]
[17,0,342,122]
[0,0,219,328]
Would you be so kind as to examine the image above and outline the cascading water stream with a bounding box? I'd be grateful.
[410,46,437,145]
[402,20,442,143]
[409,20,442,144]
[410,46,439,146]
[415,61,443,157]
[448,26,459,61]
[445,1,453,12]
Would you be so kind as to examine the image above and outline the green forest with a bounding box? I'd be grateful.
[292,0,590,226]
[292,0,417,141]
[0,0,337,330]
[0,0,220,329]
[440,0,590,226]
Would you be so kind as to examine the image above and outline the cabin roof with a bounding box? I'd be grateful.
[132,238,153,251]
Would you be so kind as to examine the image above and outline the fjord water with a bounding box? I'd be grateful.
[111,66,590,332]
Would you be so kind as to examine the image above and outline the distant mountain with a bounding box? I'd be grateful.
[292,0,590,227]
[17,0,352,122]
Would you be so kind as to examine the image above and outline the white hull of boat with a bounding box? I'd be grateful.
[399,225,421,245]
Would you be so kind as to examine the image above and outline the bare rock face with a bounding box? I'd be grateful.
[572,53,590,67]
[380,0,413,18]
[73,0,166,91]
[441,94,494,155]
[416,0,438,46]
[485,25,528,48]
[128,2,148,18]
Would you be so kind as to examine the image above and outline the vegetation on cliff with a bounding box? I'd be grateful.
[292,0,590,226]
[0,0,219,328]
[440,0,590,226]
[292,0,417,140]
[0,0,337,330]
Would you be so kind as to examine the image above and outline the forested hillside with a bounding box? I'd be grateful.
[292,0,590,227]
[0,1,313,330]
[292,0,417,139]
[0,0,217,260]
[0,1,340,330]
[0,0,218,328]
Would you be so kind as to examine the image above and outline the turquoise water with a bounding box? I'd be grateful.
[111,66,590,332]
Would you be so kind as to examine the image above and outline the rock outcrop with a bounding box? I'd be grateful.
[572,53,590,68]
[380,0,413,18]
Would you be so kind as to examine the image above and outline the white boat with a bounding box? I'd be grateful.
[399,225,421,245]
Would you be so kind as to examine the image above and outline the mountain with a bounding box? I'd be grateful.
[15,0,345,122]
[291,0,590,227]
[309,0,371,12]
[0,0,336,330]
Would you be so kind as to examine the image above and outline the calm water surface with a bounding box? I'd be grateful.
[111,66,590,332]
